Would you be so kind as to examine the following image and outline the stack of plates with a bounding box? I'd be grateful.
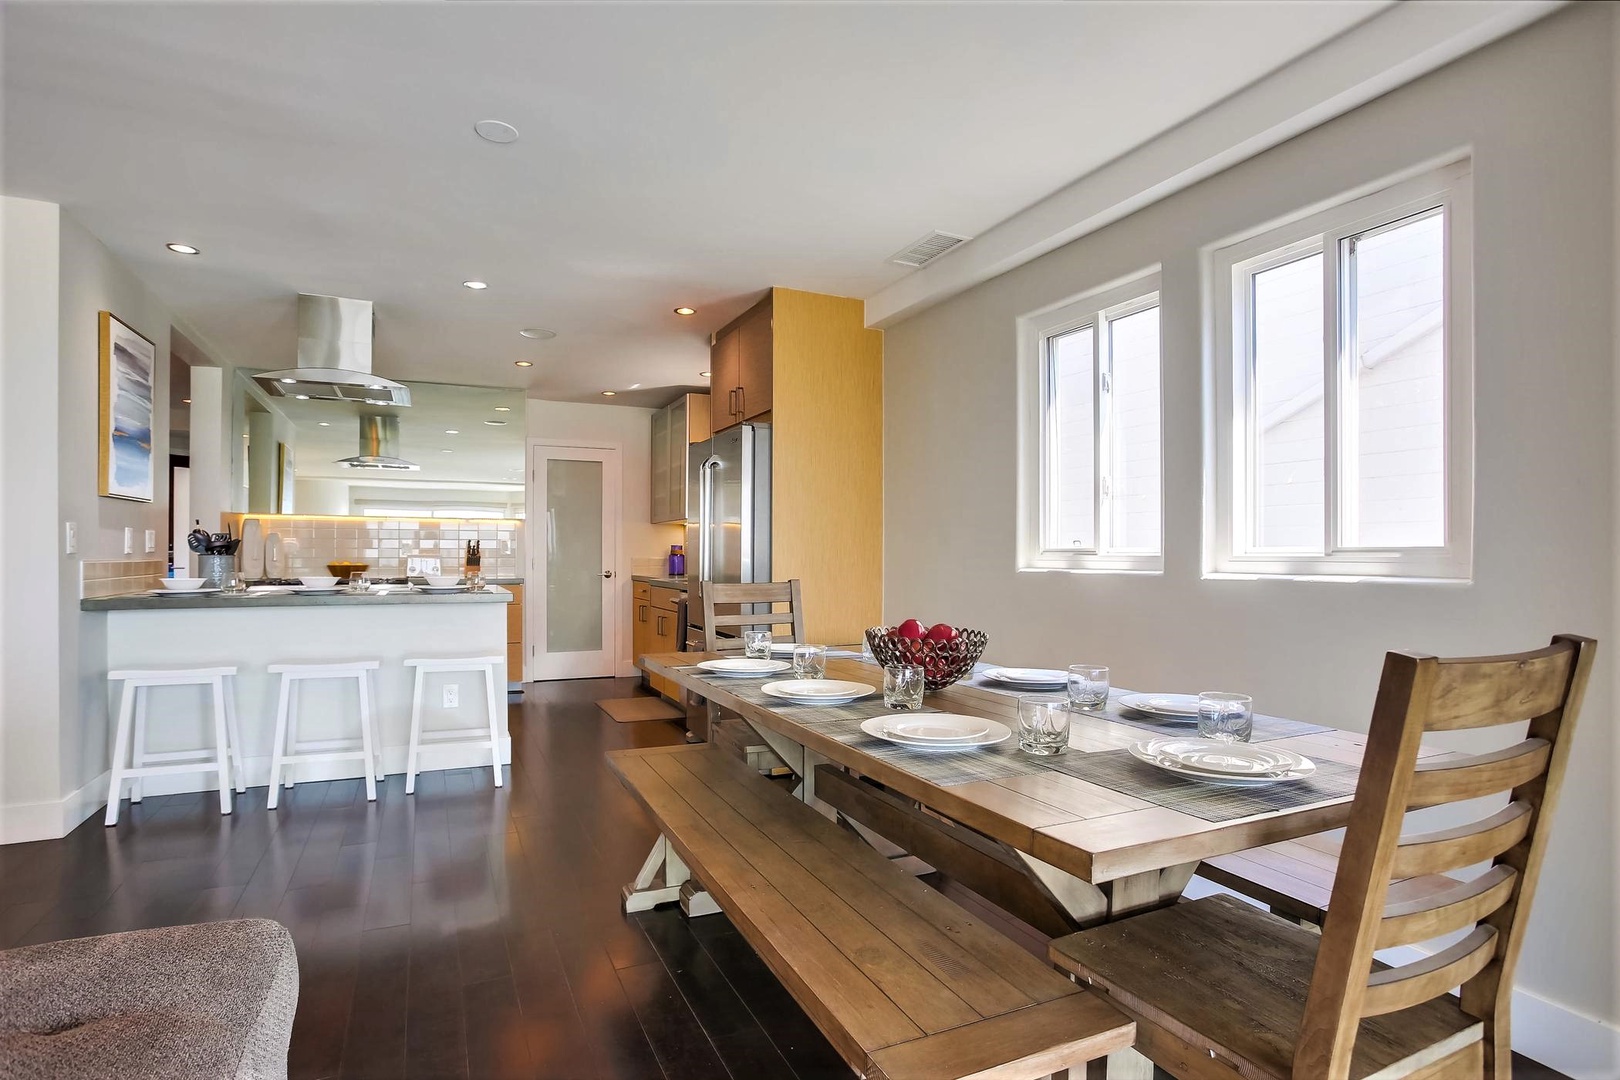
[1118,693,1201,723]
[982,667,1067,690]
[860,714,1012,752]
[760,679,875,705]
[148,587,220,597]
[290,584,343,596]
[696,658,790,678]
[416,584,465,595]
[1129,738,1315,786]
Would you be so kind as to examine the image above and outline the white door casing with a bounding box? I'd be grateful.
[526,441,621,680]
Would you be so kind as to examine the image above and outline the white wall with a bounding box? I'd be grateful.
[883,5,1616,1069]
[0,197,64,832]
[526,398,684,675]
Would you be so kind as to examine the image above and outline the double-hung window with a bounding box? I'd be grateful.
[1018,272,1163,573]
[1208,162,1473,580]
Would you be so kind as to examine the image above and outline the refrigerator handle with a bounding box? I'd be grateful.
[698,455,721,582]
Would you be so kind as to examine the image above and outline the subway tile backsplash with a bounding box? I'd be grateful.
[236,516,524,581]
[82,559,167,598]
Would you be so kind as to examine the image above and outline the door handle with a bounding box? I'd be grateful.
[602,570,614,579]
[638,604,648,623]
[656,614,667,635]
[737,386,745,418]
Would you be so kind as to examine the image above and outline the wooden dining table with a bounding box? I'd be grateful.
[637,651,1451,931]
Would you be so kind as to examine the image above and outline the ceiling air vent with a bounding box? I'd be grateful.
[889,231,971,269]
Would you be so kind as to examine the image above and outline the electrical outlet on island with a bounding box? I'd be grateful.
[443,685,459,709]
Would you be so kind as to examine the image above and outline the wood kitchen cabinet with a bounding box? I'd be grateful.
[505,583,524,683]
[632,581,685,699]
[650,393,710,524]
[710,296,774,429]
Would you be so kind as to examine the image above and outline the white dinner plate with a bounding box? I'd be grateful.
[416,585,467,594]
[149,587,220,596]
[696,658,791,677]
[1118,693,1202,719]
[244,586,292,595]
[761,679,876,705]
[289,585,343,595]
[982,667,1067,688]
[883,715,992,741]
[1129,738,1316,785]
[860,715,1011,751]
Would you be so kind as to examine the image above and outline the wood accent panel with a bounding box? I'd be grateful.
[688,392,711,444]
[504,583,524,682]
[768,287,883,645]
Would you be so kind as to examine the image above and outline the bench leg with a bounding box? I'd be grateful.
[623,836,688,912]
[679,881,722,918]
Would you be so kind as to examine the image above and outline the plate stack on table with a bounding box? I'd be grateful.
[859,713,1013,752]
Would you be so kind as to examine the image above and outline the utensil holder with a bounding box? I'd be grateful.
[198,553,237,588]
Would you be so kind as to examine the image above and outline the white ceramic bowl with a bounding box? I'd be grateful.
[423,575,461,588]
[299,576,339,589]
[162,577,208,591]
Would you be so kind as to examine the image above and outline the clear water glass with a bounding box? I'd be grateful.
[1018,698,1071,756]
[1067,664,1110,711]
[1198,692,1254,743]
[221,570,247,596]
[792,644,827,680]
[347,571,369,593]
[883,664,925,710]
[465,571,484,592]
[743,630,772,659]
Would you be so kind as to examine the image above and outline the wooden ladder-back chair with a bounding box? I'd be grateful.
[701,580,804,653]
[1050,634,1596,1080]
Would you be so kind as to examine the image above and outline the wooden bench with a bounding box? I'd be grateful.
[1198,833,1456,926]
[607,744,1134,1080]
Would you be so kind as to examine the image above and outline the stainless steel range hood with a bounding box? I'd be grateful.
[253,294,412,407]
[336,414,419,471]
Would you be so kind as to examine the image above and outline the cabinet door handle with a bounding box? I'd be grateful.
[737,386,746,418]
[638,604,649,623]
[656,614,666,635]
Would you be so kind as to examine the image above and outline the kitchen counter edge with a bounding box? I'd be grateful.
[82,586,514,612]
[632,575,688,591]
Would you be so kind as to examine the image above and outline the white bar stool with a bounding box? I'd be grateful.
[266,660,384,809]
[105,667,245,826]
[404,655,506,794]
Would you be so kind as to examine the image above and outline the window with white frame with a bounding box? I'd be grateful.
[1018,273,1163,572]
[1208,161,1473,580]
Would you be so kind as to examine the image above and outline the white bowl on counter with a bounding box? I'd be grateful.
[298,575,339,588]
[423,575,461,588]
[161,577,209,591]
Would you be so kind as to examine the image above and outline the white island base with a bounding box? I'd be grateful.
[86,592,512,803]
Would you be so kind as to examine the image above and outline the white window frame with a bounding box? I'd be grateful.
[1207,161,1474,582]
[1017,270,1163,574]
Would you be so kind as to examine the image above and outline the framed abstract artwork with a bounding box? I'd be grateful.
[98,311,156,502]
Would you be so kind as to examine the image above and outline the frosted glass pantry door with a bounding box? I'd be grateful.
[528,443,620,680]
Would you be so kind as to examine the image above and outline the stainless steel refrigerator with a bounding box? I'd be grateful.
[684,423,771,641]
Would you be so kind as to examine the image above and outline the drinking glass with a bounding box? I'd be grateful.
[792,644,827,680]
[1067,664,1110,711]
[347,571,369,593]
[465,571,484,592]
[883,664,925,710]
[220,570,247,596]
[1198,692,1254,742]
[1017,698,1071,756]
[743,630,773,659]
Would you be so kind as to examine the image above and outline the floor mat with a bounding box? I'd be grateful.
[598,696,684,723]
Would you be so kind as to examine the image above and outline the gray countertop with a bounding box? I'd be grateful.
[82,586,514,612]
[632,575,688,591]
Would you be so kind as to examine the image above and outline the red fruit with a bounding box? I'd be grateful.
[896,619,926,640]
[925,623,957,642]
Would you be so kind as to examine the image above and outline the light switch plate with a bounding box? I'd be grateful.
[64,521,77,554]
[144,529,156,553]
[122,527,134,555]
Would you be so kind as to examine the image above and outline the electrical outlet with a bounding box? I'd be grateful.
[64,522,77,554]
[144,529,156,553]
[122,527,134,555]
[443,685,459,708]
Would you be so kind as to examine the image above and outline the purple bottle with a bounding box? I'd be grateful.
[668,544,685,576]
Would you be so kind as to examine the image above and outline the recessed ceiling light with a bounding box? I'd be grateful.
[444,429,459,435]
[518,328,555,340]
[494,406,511,412]
[294,394,310,400]
[674,307,696,316]
[628,383,641,390]
[463,280,488,290]
[483,420,507,427]
[473,119,519,144]
[600,390,617,397]
[441,449,454,454]
[166,243,200,255]
[514,360,533,368]
[318,421,330,427]
[700,371,710,378]
[279,377,297,384]
[181,397,191,404]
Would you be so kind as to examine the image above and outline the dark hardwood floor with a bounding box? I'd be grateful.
[0,677,1573,1080]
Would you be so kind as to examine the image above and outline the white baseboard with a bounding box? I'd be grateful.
[0,737,514,845]
[1185,876,1620,1079]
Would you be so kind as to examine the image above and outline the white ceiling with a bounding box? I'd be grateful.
[2,1,1388,405]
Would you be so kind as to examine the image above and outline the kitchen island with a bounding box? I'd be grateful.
[81,587,513,799]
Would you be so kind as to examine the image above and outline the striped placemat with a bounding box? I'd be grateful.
[818,718,1046,786]
[1036,748,1360,822]
[687,673,906,724]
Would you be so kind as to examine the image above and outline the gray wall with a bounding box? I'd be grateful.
[883,4,1615,1037]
